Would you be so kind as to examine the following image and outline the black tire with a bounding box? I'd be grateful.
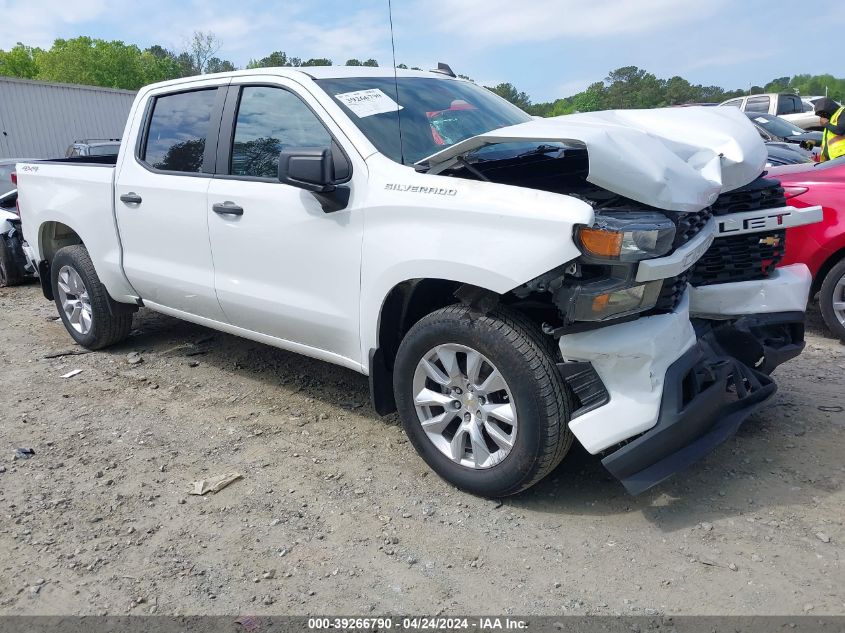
[819,257,845,341]
[393,305,573,497]
[51,245,133,350]
[0,238,24,287]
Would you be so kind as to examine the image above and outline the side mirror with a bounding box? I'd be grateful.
[278,147,336,193]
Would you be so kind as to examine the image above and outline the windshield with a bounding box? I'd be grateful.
[747,113,804,137]
[314,77,532,164]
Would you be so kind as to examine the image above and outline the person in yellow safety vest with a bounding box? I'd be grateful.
[815,97,845,162]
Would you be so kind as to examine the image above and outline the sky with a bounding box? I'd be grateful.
[1,0,842,102]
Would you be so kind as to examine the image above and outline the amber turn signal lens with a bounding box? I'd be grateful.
[591,294,611,313]
[578,227,623,258]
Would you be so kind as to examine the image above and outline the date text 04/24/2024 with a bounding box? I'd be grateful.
[307,617,528,630]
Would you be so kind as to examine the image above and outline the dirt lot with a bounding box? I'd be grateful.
[0,282,843,616]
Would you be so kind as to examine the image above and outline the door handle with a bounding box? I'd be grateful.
[212,201,244,216]
[120,192,142,205]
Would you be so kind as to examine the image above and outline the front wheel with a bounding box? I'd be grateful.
[51,245,133,350]
[393,305,573,497]
[819,258,845,341]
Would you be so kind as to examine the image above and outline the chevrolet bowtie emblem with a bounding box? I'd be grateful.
[759,236,781,247]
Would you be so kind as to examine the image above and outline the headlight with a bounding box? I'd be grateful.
[576,212,675,262]
[568,280,663,322]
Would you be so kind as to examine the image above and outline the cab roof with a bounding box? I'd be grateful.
[142,66,459,93]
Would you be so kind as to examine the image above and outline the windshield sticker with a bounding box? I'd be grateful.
[335,89,403,118]
[754,117,769,124]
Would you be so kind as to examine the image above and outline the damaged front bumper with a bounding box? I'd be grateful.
[558,274,809,494]
[600,333,777,495]
[689,263,811,318]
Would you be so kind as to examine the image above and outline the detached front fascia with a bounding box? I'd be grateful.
[559,292,697,454]
[418,106,768,212]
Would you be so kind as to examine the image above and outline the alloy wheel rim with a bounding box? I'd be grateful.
[834,273,845,327]
[57,265,93,335]
[412,343,517,469]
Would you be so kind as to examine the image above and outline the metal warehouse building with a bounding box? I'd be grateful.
[0,77,135,159]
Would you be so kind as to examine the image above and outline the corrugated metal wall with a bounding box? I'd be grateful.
[0,77,136,159]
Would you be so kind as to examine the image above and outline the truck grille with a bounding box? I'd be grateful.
[687,175,788,287]
[710,176,786,216]
[690,230,786,286]
[672,209,713,249]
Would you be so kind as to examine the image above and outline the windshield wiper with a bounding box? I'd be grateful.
[515,144,565,159]
[456,156,491,181]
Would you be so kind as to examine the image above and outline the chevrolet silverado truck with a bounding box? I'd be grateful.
[16,67,823,497]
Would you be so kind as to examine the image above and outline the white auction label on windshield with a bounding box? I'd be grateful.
[334,89,403,118]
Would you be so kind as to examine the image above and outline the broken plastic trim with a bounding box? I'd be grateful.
[556,361,610,418]
[512,257,663,333]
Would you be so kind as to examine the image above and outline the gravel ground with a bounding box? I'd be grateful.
[0,283,843,616]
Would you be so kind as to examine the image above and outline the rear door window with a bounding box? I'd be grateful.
[142,89,218,173]
[776,96,800,115]
[721,99,743,108]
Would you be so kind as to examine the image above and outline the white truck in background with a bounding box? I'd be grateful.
[719,92,837,131]
[15,67,822,497]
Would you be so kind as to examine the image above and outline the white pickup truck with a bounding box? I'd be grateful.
[16,67,823,497]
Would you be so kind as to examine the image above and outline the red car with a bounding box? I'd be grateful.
[770,157,845,339]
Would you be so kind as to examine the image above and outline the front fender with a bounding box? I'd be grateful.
[358,165,593,371]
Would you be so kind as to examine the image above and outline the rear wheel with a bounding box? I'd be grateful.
[819,257,845,341]
[393,305,573,497]
[51,245,133,349]
[0,238,24,287]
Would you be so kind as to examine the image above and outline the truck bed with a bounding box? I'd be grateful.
[16,157,138,302]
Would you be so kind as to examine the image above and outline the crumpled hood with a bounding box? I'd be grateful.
[418,106,768,213]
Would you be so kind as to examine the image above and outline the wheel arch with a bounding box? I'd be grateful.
[811,246,845,296]
[369,277,502,416]
[33,217,139,305]
[36,221,85,300]
[39,221,84,263]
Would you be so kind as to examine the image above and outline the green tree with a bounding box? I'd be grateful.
[362,58,378,67]
[764,76,790,93]
[248,51,290,68]
[139,49,182,83]
[665,76,694,105]
[571,82,608,112]
[603,66,665,109]
[36,37,148,89]
[206,57,236,73]
[485,82,532,110]
[187,31,220,74]
[789,74,844,100]
[301,58,332,67]
[0,43,41,78]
